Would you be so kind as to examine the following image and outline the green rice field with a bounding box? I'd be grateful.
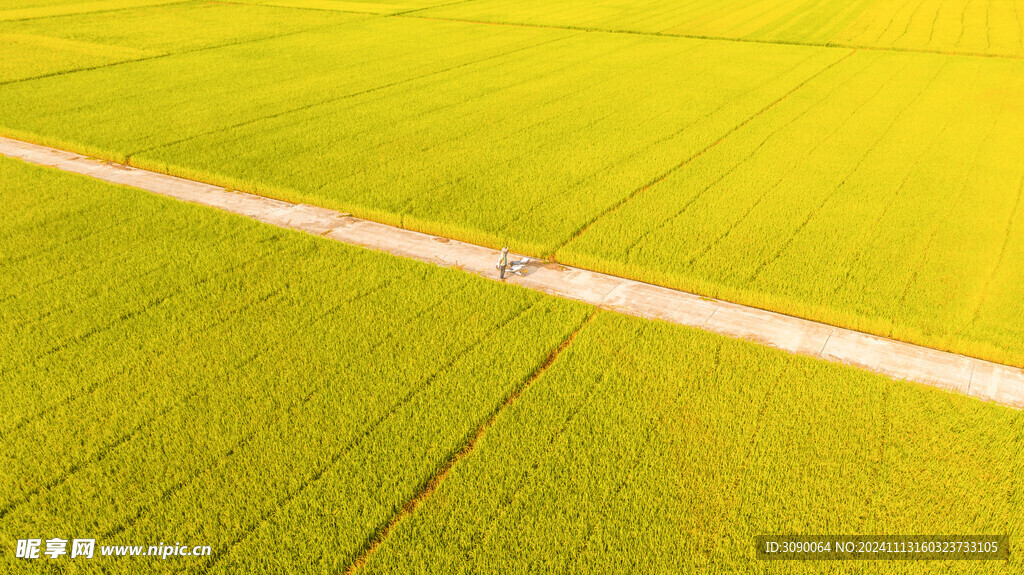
[420,0,1024,57]
[0,0,1022,368]
[1,158,1021,573]
[2,0,1024,572]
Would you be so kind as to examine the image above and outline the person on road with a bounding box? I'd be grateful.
[496,247,510,279]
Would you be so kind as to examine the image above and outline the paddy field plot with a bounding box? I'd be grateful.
[0,0,187,23]
[419,0,1024,57]
[0,1,353,83]
[228,0,463,15]
[1,159,1021,573]
[2,2,1022,368]
[0,156,590,572]
[365,314,1024,574]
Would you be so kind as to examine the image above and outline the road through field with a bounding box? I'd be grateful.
[5,8,1023,368]
[4,135,1022,410]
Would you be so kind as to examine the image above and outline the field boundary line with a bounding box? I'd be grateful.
[210,0,397,17]
[2,136,1022,410]
[211,0,476,17]
[0,0,192,24]
[121,32,577,161]
[0,17,354,88]
[123,32,578,162]
[396,13,1024,60]
[969,174,1024,325]
[199,300,539,571]
[343,311,597,574]
[392,0,478,17]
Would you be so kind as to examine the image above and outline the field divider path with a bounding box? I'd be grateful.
[344,310,598,574]
[0,16,356,88]
[397,13,1024,60]
[3,136,1022,410]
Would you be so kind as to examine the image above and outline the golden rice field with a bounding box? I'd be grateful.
[1,0,1022,367]
[2,0,1023,573]
[1,158,1021,573]
[421,0,1024,57]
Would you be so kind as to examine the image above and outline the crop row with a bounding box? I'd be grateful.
[418,0,1024,56]
[4,159,1020,574]
[0,0,185,23]
[0,158,591,573]
[0,1,356,84]
[562,50,1024,368]
[232,0,459,15]
[1,7,1022,362]
[362,312,1024,574]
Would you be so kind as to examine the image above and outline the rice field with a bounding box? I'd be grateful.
[0,157,590,572]
[0,0,186,23]
[1,1,1022,368]
[2,159,1021,573]
[0,2,353,83]
[3,1,1024,571]
[365,314,1024,574]
[420,0,1024,57]
[360,311,1024,568]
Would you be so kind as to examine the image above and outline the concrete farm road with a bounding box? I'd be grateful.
[2,136,1022,410]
